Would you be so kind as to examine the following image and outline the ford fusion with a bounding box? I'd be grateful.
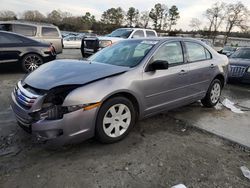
[11,38,228,144]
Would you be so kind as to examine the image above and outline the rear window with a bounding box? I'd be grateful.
[42,27,59,37]
[13,24,37,36]
[0,24,12,31]
[146,30,156,37]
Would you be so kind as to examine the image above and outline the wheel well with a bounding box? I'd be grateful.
[21,52,43,62]
[214,74,225,88]
[104,92,140,117]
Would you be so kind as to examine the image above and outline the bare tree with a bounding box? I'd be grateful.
[189,18,202,31]
[0,10,17,21]
[47,10,63,25]
[204,2,226,43]
[22,10,45,22]
[224,2,249,44]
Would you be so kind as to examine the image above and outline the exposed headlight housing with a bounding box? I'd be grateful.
[99,40,112,48]
[37,102,102,121]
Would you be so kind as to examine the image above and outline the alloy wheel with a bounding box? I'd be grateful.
[210,82,221,104]
[23,55,42,72]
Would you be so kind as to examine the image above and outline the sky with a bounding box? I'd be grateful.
[1,0,250,30]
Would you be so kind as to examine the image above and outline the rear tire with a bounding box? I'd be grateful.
[201,79,222,107]
[95,97,136,144]
[21,54,43,73]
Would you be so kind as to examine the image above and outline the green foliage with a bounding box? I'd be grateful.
[168,5,180,31]
[101,7,124,26]
[126,7,139,27]
[149,3,167,30]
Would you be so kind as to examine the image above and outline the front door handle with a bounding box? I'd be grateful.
[210,64,215,68]
[179,70,188,75]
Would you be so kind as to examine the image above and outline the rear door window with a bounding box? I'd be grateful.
[185,42,211,62]
[42,27,59,37]
[146,30,156,37]
[132,30,145,38]
[13,24,37,36]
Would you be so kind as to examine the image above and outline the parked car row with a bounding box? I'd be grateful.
[81,28,157,57]
[0,20,249,85]
[62,31,97,49]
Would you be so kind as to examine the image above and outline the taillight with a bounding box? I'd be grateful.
[49,45,56,55]
[44,45,56,55]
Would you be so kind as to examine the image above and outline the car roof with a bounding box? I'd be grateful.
[237,47,250,50]
[117,28,156,31]
[0,20,57,28]
[124,37,205,43]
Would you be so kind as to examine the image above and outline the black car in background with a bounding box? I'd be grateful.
[0,31,56,72]
[228,47,250,83]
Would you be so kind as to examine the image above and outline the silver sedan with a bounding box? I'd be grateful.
[11,38,229,144]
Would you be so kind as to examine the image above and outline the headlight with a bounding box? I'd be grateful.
[247,67,250,73]
[99,40,112,48]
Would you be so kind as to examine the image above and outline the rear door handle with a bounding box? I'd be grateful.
[179,70,188,75]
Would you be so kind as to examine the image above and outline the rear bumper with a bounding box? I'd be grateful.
[11,92,98,145]
[43,55,56,63]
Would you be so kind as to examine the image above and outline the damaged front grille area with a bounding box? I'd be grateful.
[14,82,40,109]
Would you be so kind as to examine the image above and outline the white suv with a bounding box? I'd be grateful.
[81,28,158,57]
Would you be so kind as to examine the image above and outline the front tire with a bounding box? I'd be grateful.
[95,97,136,144]
[201,79,222,107]
[21,54,43,73]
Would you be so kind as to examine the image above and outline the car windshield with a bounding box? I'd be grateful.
[223,46,236,51]
[230,48,250,59]
[88,40,158,67]
[107,29,133,38]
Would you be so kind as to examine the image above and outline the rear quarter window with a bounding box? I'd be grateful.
[13,24,37,36]
[0,33,23,44]
[42,27,59,37]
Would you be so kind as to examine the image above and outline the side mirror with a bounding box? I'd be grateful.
[147,60,169,72]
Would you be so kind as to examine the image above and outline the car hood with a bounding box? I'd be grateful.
[229,58,250,66]
[24,60,129,90]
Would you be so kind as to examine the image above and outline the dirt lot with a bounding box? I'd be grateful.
[0,49,249,188]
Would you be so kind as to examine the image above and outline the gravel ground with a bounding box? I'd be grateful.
[0,49,249,188]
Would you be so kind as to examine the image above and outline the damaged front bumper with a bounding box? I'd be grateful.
[10,82,98,145]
